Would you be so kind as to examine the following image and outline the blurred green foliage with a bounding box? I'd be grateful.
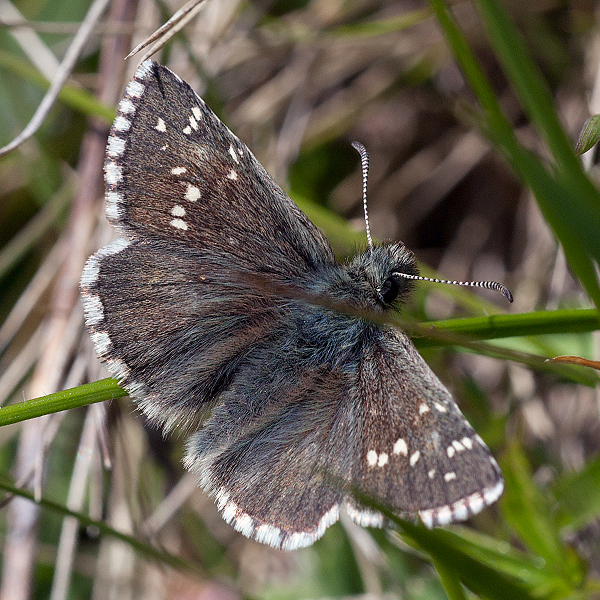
[0,0,599,598]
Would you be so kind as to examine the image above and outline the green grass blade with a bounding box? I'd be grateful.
[0,378,125,426]
[395,522,544,600]
[6,308,598,429]
[0,476,202,574]
[500,444,584,583]
[426,0,600,306]
[419,309,600,342]
[327,8,431,38]
[0,50,115,123]
[346,482,573,599]
[432,557,469,600]
[475,0,579,174]
[552,455,600,531]
[475,0,600,282]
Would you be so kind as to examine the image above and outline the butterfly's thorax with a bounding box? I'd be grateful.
[289,243,419,371]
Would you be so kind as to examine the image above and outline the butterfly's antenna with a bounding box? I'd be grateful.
[352,141,373,252]
[392,272,513,303]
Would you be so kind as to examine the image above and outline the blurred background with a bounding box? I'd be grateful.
[0,0,599,598]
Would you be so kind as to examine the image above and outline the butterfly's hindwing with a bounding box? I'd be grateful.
[182,316,502,549]
[185,349,351,550]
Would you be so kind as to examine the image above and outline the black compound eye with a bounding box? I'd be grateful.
[379,276,400,305]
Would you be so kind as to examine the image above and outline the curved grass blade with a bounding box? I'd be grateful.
[0,379,125,427]
[0,476,204,575]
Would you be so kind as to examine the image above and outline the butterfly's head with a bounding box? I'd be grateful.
[344,242,419,311]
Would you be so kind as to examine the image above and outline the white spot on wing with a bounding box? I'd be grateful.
[393,438,408,456]
[280,504,339,550]
[461,437,473,449]
[444,471,457,482]
[126,80,144,98]
[171,205,186,217]
[227,169,238,181]
[81,294,104,326]
[409,450,420,466]
[428,469,436,479]
[467,493,484,514]
[229,144,239,163]
[235,513,254,536]
[107,135,125,157]
[136,60,153,77]
[101,237,130,256]
[222,500,238,523]
[192,106,202,121]
[489,454,501,471]
[105,191,122,221]
[419,510,434,528]
[189,115,198,130]
[204,484,343,549]
[366,450,378,467]
[419,403,430,415]
[483,479,504,505]
[119,100,134,114]
[170,218,188,230]
[344,502,384,528]
[256,523,282,547]
[109,357,131,382]
[105,162,122,184]
[185,184,201,202]
[436,505,453,526]
[183,125,192,135]
[418,478,503,529]
[452,440,466,452]
[452,499,469,521]
[82,294,104,325]
[113,116,131,132]
[447,445,456,458]
[216,490,229,510]
[377,452,388,467]
[171,167,187,175]
[81,256,100,286]
[475,433,487,447]
[434,402,447,413]
[155,117,166,132]
[91,331,111,355]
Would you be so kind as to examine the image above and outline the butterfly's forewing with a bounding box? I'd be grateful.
[104,61,334,278]
[81,239,287,430]
[343,326,503,529]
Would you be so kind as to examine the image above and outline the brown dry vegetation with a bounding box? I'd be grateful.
[0,0,599,599]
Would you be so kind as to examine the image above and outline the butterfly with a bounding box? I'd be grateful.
[80,60,507,550]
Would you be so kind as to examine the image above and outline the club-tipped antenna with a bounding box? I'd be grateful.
[392,271,513,303]
[352,141,373,252]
